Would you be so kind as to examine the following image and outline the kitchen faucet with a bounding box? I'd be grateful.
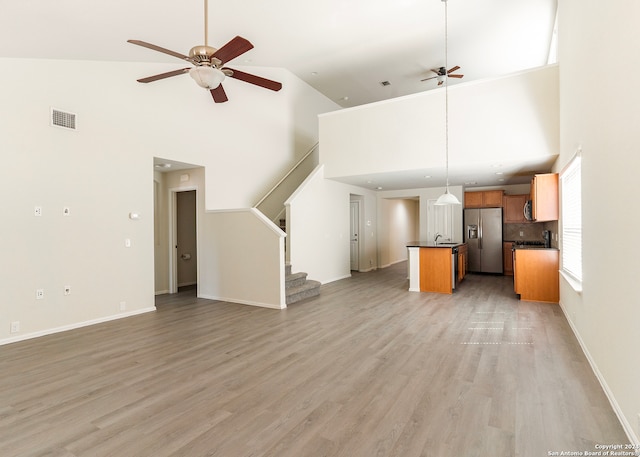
[434,233,442,245]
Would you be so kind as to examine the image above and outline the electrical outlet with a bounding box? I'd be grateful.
[64,285,71,295]
[119,301,127,311]
[36,289,44,300]
[125,238,131,248]
[10,321,20,333]
[519,230,524,237]
[34,206,42,216]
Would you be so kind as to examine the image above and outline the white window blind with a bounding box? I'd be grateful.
[561,155,582,282]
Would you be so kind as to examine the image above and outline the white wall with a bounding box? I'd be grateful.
[0,57,337,342]
[286,166,380,283]
[318,65,559,181]
[200,209,285,309]
[558,0,640,443]
[378,198,419,268]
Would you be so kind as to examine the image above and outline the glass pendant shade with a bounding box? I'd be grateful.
[189,66,225,89]
[435,187,460,205]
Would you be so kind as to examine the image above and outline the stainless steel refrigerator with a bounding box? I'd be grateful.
[464,207,503,273]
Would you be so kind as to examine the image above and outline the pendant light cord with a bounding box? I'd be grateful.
[444,0,450,189]
[204,0,209,46]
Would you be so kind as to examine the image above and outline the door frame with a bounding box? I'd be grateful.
[168,186,198,294]
[350,199,361,271]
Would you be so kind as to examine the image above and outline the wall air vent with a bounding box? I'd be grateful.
[50,108,77,130]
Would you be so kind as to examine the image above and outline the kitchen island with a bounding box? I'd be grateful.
[407,241,467,294]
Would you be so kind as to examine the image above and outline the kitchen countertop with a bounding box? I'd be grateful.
[406,241,466,248]
[505,241,558,250]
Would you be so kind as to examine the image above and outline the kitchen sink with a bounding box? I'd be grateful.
[436,242,458,245]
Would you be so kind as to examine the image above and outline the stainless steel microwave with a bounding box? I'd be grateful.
[524,200,533,221]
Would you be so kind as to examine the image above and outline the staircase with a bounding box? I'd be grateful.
[285,264,321,305]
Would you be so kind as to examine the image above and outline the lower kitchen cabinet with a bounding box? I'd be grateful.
[457,244,468,282]
[513,249,559,303]
[420,247,453,294]
[503,242,514,276]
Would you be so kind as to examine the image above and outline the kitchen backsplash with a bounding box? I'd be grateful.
[504,220,558,248]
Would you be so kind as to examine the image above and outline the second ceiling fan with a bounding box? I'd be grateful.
[421,66,464,85]
[127,0,282,103]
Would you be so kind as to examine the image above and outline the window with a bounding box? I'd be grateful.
[561,154,582,283]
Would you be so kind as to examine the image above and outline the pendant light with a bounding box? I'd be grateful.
[435,0,461,206]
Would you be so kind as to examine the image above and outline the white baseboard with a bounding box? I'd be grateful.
[320,274,352,284]
[0,307,157,346]
[558,301,640,445]
[197,294,285,310]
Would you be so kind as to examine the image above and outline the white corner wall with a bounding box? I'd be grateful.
[558,0,640,443]
[200,209,285,309]
[286,166,380,284]
[0,57,337,343]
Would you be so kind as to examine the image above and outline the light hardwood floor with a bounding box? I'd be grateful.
[0,262,629,456]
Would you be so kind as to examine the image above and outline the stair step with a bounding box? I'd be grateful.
[286,280,321,305]
[285,272,308,288]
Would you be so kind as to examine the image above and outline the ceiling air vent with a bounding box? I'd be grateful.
[50,108,77,130]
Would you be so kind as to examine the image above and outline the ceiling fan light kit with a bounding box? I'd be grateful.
[189,66,225,89]
[127,0,282,103]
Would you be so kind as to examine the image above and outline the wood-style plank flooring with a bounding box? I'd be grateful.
[0,262,629,456]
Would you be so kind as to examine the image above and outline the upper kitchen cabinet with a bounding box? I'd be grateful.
[464,190,504,208]
[503,194,529,223]
[530,173,558,221]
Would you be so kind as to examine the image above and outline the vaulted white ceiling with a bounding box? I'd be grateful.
[1,0,558,188]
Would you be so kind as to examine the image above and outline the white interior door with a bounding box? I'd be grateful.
[426,199,454,242]
[350,201,360,271]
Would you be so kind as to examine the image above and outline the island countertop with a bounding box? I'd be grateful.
[406,241,466,248]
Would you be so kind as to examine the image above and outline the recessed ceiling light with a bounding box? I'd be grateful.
[424,175,432,179]
[491,163,502,168]
[464,181,477,185]
[311,71,318,76]
[376,186,383,190]
[495,171,504,175]
[155,163,171,169]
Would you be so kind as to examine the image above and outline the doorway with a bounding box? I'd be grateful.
[350,200,360,271]
[170,189,198,293]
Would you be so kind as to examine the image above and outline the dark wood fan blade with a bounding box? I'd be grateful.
[447,65,460,74]
[225,68,282,91]
[437,80,444,86]
[212,36,254,64]
[210,85,228,103]
[137,68,191,83]
[448,74,464,78]
[127,40,191,61]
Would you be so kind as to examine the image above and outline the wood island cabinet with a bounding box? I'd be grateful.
[513,248,559,303]
[530,173,558,222]
[464,190,504,208]
[420,247,454,294]
[503,194,529,223]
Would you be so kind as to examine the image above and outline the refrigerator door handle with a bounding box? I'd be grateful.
[478,214,483,249]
